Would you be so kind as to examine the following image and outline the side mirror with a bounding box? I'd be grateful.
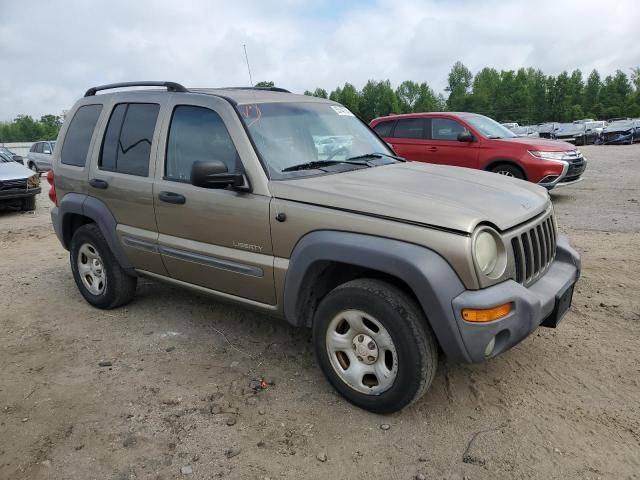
[190,160,244,189]
[457,132,474,142]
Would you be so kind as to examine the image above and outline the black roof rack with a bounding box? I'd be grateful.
[84,81,188,97]
[223,86,291,93]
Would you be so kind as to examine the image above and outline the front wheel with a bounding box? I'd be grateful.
[28,163,38,173]
[70,223,137,309]
[313,279,438,413]
[491,163,525,179]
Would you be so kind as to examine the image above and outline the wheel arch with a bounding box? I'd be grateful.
[56,193,134,272]
[283,231,471,363]
[484,158,527,180]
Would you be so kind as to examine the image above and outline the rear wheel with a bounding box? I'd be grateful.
[490,163,525,179]
[70,223,137,309]
[21,195,36,211]
[313,279,438,413]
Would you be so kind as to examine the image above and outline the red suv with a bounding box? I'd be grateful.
[370,112,587,189]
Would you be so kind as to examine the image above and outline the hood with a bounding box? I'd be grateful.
[604,122,634,133]
[493,136,576,151]
[0,161,34,181]
[270,162,550,233]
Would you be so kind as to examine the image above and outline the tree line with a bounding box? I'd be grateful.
[2,63,639,143]
[281,62,640,124]
[0,114,63,143]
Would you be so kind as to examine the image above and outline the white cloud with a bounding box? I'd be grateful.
[0,0,638,120]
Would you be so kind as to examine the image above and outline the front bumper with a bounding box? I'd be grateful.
[538,158,587,189]
[451,236,580,363]
[0,187,41,201]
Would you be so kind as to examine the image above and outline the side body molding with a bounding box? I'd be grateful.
[283,231,471,362]
[53,194,134,272]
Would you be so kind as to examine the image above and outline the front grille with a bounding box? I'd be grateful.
[0,178,27,191]
[511,214,557,286]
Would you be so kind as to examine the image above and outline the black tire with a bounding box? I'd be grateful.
[28,162,38,173]
[22,195,36,211]
[70,223,137,309]
[490,163,525,180]
[312,278,438,413]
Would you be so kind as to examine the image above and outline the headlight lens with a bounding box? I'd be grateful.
[529,150,571,161]
[27,174,41,189]
[474,231,498,275]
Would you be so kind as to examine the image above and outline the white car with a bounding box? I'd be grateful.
[26,140,56,173]
[0,153,41,210]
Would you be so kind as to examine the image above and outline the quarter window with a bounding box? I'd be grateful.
[431,118,469,141]
[393,119,425,139]
[35,142,43,153]
[165,105,238,182]
[61,104,103,166]
[100,103,159,176]
[373,121,395,138]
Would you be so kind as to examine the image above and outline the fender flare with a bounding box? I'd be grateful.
[56,193,134,272]
[283,231,471,362]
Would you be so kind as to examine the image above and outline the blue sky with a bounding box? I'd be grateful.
[1,0,639,120]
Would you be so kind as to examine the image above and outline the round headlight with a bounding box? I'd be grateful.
[474,231,498,275]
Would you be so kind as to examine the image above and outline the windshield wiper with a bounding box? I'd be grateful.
[345,152,405,162]
[487,135,504,139]
[282,159,370,172]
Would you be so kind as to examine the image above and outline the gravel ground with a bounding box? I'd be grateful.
[1,144,639,479]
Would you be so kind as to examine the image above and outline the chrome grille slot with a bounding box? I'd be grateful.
[509,211,557,286]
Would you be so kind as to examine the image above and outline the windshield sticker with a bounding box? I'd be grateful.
[330,106,355,117]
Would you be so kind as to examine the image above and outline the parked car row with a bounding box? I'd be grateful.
[371,112,587,190]
[503,119,639,145]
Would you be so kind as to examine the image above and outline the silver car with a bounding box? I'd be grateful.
[26,140,56,173]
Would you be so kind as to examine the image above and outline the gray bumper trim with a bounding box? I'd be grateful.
[451,236,580,362]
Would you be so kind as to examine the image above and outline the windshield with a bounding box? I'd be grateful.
[0,152,13,163]
[465,115,516,139]
[606,121,634,130]
[236,102,397,179]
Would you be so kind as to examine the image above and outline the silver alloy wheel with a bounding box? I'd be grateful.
[496,169,514,177]
[325,309,398,395]
[77,243,106,295]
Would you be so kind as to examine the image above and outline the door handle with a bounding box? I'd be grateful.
[89,178,109,189]
[428,146,439,152]
[158,191,186,205]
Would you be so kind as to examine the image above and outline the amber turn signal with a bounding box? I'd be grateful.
[462,303,513,322]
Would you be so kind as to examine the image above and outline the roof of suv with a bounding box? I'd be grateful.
[370,112,482,123]
[83,82,332,106]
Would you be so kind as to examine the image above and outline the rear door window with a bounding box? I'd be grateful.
[35,142,43,153]
[393,118,425,139]
[61,104,103,166]
[100,103,160,176]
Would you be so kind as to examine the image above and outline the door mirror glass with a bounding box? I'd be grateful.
[190,160,243,189]
[457,132,474,142]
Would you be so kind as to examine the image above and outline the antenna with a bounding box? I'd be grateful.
[243,44,254,87]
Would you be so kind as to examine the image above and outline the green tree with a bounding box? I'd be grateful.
[254,81,275,88]
[583,69,602,118]
[359,80,400,121]
[395,80,421,113]
[446,61,473,111]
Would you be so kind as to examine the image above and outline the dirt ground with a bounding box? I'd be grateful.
[1,145,639,480]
